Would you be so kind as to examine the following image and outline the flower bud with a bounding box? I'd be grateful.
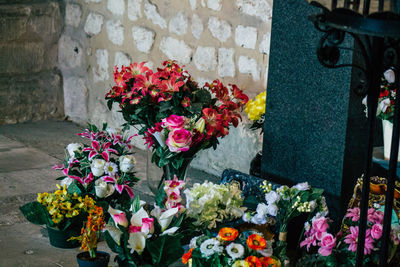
[91,159,106,177]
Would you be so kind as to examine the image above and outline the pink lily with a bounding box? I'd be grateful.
[83,141,118,161]
[77,129,106,141]
[102,175,134,198]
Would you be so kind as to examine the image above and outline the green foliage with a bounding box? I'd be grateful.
[19,202,53,226]
[147,235,184,266]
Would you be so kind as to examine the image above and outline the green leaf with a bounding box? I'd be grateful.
[107,100,114,111]
[132,195,141,213]
[19,202,52,226]
[67,183,82,195]
[56,176,67,181]
[102,122,108,131]
[104,230,123,254]
[146,235,184,266]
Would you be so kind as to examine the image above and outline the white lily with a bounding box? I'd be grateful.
[130,207,154,235]
[158,207,179,231]
[127,232,147,254]
[105,225,122,245]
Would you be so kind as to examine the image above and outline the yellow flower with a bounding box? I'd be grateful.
[245,91,267,121]
[232,260,250,267]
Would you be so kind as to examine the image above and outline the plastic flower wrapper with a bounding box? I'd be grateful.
[182,227,281,267]
[53,123,140,210]
[244,91,267,131]
[20,184,97,231]
[104,177,186,266]
[184,181,245,229]
[297,206,400,266]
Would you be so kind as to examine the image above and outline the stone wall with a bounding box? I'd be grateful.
[0,0,64,124]
[59,0,272,175]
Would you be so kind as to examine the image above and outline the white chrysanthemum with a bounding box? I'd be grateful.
[226,243,244,259]
[104,161,118,176]
[266,204,278,217]
[265,191,280,205]
[293,182,310,191]
[200,238,222,257]
[242,212,252,223]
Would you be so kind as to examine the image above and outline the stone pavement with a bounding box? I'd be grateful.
[0,120,218,267]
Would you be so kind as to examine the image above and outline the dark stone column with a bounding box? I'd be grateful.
[261,0,371,219]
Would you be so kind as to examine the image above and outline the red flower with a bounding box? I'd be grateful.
[182,248,193,264]
[245,256,262,267]
[181,96,191,107]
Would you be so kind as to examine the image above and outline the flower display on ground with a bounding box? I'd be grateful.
[105,60,248,190]
[298,206,399,266]
[20,185,97,231]
[183,181,245,229]
[182,227,279,267]
[53,124,139,210]
[104,177,186,266]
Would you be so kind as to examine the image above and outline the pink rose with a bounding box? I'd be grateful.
[162,115,186,130]
[141,218,154,235]
[166,129,192,152]
[371,224,383,239]
[318,233,336,256]
[312,217,329,240]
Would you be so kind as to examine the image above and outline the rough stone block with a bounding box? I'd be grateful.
[193,46,216,72]
[0,42,44,74]
[106,20,124,46]
[114,51,131,69]
[238,55,260,81]
[169,11,187,36]
[191,13,203,40]
[84,12,104,36]
[218,48,235,77]
[144,0,166,29]
[189,0,197,10]
[63,77,88,123]
[58,35,83,69]
[128,0,142,21]
[235,25,257,49]
[85,0,102,2]
[207,0,221,11]
[0,72,63,124]
[159,36,192,64]
[28,2,61,40]
[107,0,125,15]
[236,0,272,22]
[259,32,271,54]
[65,3,81,27]
[0,6,28,42]
[208,16,231,43]
[93,49,109,82]
[132,26,155,53]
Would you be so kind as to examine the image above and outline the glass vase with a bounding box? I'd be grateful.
[146,149,192,195]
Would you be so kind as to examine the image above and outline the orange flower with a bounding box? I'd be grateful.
[182,248,193,264]
[259,257,280,267]
[247,234,267,250]
[218,227,239,241]
[245,256,262,267]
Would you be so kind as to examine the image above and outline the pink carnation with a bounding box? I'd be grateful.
[345,207,360,222]
[371,224,383,240]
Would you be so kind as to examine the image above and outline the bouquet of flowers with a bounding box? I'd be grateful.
[53,123,139,209]
[183,181,245,229]
[182,227,280,267]
[362,68,396,122]
[20,184,97,231]
[105,60,248,190]
[242,181,326,262]
[69,205,106,259]
[298,206,400,266]
[244,91,267,131]
[104,176,186,266]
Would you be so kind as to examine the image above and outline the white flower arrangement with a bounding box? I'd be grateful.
[184,181,244,229]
